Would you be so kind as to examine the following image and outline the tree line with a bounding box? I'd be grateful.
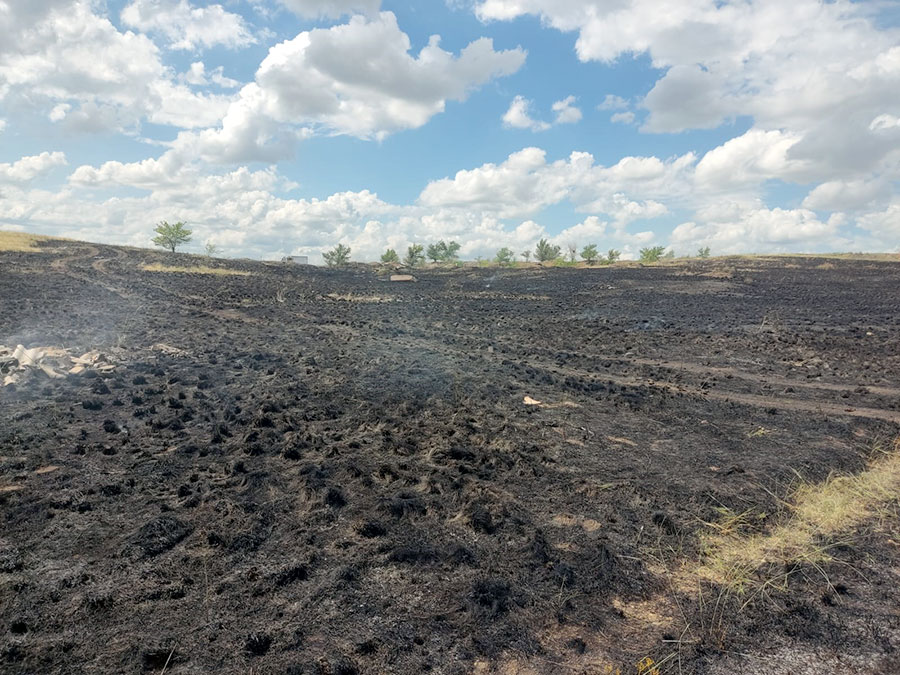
[150,221,711,267]
[322,239,711,268]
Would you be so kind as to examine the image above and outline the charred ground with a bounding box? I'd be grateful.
[1,241,899,674]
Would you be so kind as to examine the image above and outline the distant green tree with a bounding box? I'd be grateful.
[495,247,515,265]
[381,248,400,263]
[663,249,676,259]
[639,246,667,263]
[606,248,621,263]
[323,243,351,268]
[444,240,461,261]
[152,221,192,252]
[204,241,219,257]
[535,238,561,263]
[426,242,443,263]
[580,244,599,264]
[426,240,461,263]
[404,244,425,268]
[698,246,711,258]
[521,250,531,262]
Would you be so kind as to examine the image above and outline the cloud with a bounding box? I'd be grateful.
[870,114,900,132]
[598,94,629,110]
[856,202,900,242]
[641,64,737,133]
[0,0,68,46]
[419,147,575,216]
[167,86,310,165]
[502,95,549,131]
[581,194,668,226]
[802,179,891,212]
[255,12,524,137]
[121,0,256,51]
[5,139,898,262]
[4,158,559,262]
[694,129,812,192]
[209,69,241,90]
[6,1,899,260]
[38,142,689,261]
[0,0,235,131]
[172,12,526,162]
[473,0,900,186]
[69,154,198,191]
[0,152,67,183]
[182,62,208,86]
[502,94,581,131]
[275,0,381,19]
[419,146,688,221]
[557,215,607,242]
[551,95,582,124]
[180,62,241,89]
[0,119,6,134]
[670,203,838,254]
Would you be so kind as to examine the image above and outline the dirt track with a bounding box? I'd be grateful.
[1,242,899,674]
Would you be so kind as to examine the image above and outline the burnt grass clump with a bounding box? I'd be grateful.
[1,242,900,673]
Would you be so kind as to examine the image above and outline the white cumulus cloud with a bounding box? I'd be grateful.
[275,0,381,19]
[503,94,581,131]
[0,151,67,183]
[694,129,812,192]
[121,0,256,51]
[856,202,900,241]
[419,146,688,221]
[171,12,526,162]
[502,95,550,131]
[610,111,634,125]
[0,0,234,131]
[179,62,241,89]
[670,204,838,254]
[598,94,629,110]
[802,179,891,212]
[552,95,582,124]
[474,0,900,186]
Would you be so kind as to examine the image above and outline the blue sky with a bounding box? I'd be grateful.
[1,0,899,261]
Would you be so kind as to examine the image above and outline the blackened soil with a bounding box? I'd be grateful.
[1,242,899,674]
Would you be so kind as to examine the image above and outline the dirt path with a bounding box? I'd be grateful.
[49,243,137,301]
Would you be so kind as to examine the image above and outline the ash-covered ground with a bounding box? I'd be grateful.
[2,241,899,674]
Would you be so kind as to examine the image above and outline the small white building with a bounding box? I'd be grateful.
[281,255,308,265]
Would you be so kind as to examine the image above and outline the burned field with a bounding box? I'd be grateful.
[1,241,899,674]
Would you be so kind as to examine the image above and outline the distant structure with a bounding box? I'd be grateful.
[281,255,308,265]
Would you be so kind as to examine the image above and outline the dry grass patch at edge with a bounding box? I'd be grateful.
[325,292,396,303]
[0,231,52,252]
[141,262,250,277]
[698,437,900,592]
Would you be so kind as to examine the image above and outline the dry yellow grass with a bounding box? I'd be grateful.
[805,252,899,262]
[734,252,900,263]
[141,262,250,276]
[698,437,900,591]
[325,292,395,303]
[0,231,52,252]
